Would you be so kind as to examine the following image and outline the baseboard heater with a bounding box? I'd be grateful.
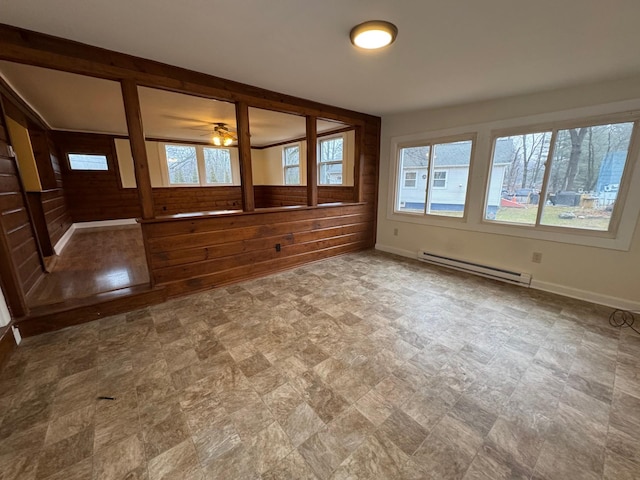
[417,250,532,287]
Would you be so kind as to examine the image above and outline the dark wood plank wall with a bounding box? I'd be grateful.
[143,203,376,297]
[254,186,355,208]
[0,112,43,299]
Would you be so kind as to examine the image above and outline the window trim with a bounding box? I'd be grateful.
[318,134,345,186]
[386,106,640,251]
[482,115,640,239]
[66,152,111,172]
[403,171,418,189]
[161,143,234,187]
[282,143,301,185]
[392,133,476,221]
[432,170,447,189]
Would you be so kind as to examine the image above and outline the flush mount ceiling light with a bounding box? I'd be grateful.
[350,20,398,49]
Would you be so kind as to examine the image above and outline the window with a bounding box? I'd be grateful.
[485,120,635,232]
[319,136,343,185]
[283,145,300,185]
[203,147,232,184]
[404,171,417,188]
[68,153,108,171]
[432,170,447,188]
[396,138,473,217]
[164,144,233,186]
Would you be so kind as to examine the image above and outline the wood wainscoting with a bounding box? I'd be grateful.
[142,203,374,297]
[254,186,355,208]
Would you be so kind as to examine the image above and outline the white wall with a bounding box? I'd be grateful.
[0,287,11,327]
[377,75,640,310]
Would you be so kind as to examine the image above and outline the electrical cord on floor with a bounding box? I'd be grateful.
[609,309,640,335]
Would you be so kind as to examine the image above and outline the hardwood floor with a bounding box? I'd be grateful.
[26,226,149,307]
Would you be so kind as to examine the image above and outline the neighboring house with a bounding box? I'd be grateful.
[596,151,626,207]
[399,138,513,214]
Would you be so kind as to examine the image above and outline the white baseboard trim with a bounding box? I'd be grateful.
[74,218,138,230]
[53,224,75,256]
[53,219,138,255]
[530,279,640,312]
[375,243,639,311]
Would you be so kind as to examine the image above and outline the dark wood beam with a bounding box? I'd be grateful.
[354,126,364,202]
[121,80,154,220]
[0,24,373,126]
[306,116,318,207]
[236,102,254,212]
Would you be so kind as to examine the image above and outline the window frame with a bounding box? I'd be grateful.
[432,170,448,189]
[161,143,233,187]
[282,143,301,185]
[393,133,476,221]
[318,134,345,186]
[66,152,111,172]
[403,171,418,189]
[482,114,640,238]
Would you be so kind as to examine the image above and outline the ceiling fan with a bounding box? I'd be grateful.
[197,122,237,146]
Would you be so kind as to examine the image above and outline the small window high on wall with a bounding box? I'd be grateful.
[395,137,474,218]
[68,153,109,171]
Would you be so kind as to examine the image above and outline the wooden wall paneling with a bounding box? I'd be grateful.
[26,192,54,257]
[354,126,364,203]
[306,116,317,206]
[121,80,154,219]
[28,128,57,189]
[253,186,355,208]
[236,102,254,212]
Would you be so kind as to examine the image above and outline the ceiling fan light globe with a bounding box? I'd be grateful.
[212,135,222,146]
[223,137,233,146]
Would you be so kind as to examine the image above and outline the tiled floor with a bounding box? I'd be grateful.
[27,226,149,308]
[2,250,640,479]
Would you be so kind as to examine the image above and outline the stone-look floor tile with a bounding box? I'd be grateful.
[92,433,146,480]
[142,407,191,460]
[263,383,304,422]
[5,251,640,480]
[412,415,483,479]
[193,417,241,466]
[603,451,640,480]
[607,426,640,465]
[148,439,204,480]
[484,416,549,472]
[44,404,95,446]
[201,443,260,480]
[281,402,326,447]
[379,408,428,455]
[609,389,640,438]
[245,421,294,474]
[0,450,39,480]
[35,426,94,479]
[462,448,531,480]
[450,395,498,437]
[230,401,275,440]
[330,431,407,480]
[262,449,318,480]
[238,352,272,377]
[248,366,287,396]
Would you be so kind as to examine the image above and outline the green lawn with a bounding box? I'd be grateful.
[494,205,611,230]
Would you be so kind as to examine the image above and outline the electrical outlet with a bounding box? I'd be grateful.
[393,228,398,236]
[532,252,542,263]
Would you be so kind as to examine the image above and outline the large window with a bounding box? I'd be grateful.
[485,120,635,232]
[319,136,343,185]
[164,144,233,186]
[68,153,109,171]
[395,138,473,218]
[283,145,300,185]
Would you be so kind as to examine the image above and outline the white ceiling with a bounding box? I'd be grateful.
[2,1,640,115]
[0,61,347,145]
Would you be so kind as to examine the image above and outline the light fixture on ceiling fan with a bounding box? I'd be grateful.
[210,123,236,146]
